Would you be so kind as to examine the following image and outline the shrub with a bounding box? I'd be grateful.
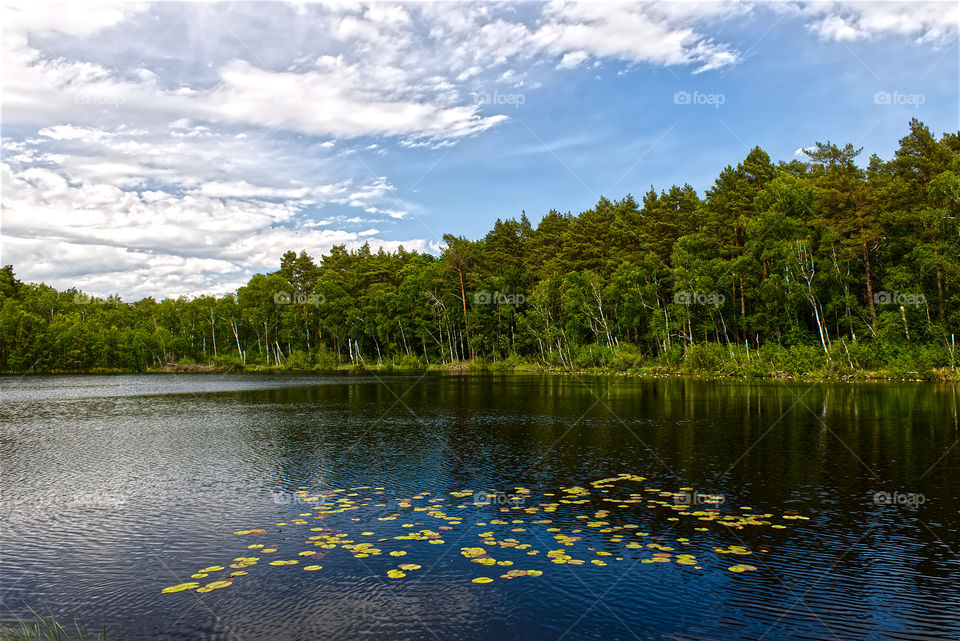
[608,343,643,371]
[212,354,244,372]
[283,350,311,370]
[682,343,724,374]
[390,354,425,371]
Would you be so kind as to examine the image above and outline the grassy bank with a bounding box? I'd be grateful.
[146,340,960,381]
[14,342,956,382]
[0,611,104,641]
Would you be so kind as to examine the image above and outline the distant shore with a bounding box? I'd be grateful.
[10,355,958,383]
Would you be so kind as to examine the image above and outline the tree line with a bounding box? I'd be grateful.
[2,118,958,378]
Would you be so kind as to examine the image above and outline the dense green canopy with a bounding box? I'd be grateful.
[3,119,958,377]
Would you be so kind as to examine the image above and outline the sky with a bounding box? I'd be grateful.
[2,1,958,300]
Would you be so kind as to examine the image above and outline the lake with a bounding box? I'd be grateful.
[1,374,958,640]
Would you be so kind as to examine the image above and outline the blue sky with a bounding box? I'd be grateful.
[2,1,957,299]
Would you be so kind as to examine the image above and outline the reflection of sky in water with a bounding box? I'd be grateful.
[1,375,958,640]
[0,373,368,402]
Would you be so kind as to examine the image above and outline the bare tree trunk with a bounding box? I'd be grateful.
[458,270,472,359]
[863,239,876,327]
[399,320,410,356]
[232,321,244,364]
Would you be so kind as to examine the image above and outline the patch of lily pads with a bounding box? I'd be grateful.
[162,475,808,594]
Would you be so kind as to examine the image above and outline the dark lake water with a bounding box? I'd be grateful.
[1,373,958,641]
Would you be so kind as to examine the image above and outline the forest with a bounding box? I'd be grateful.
[2,118,958,379]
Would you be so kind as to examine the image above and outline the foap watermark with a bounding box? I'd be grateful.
[270,491,333,506]
[473,490,526,506]
[873,491,926,507]
[674,90,725,109]
[274,291,325,307]
[873,291,926,306]
[74,93,125,107]
[673,291,725,306]
[474,291,525,307]
[472,90,525,109]
[674,490,726,506]
[873,91,925,107]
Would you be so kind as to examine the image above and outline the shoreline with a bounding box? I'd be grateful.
[6,361,958,383]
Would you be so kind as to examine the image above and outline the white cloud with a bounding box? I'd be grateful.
[364,207,408,220]
[195,181,310,200]
[1,0,145,38]
[557,51,589,70]
[803,2,959,45]
[38,125,112,142]
[1,123,425,298]
[532,1,744,73]
[205,59,508,140]
[1,158,428,299]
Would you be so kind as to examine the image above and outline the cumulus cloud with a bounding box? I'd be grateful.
[802,1,959,45]
[204,60,508,141]
[1,119,424,298]
[1,0,144,38]
[1,157,429,299]
[532,1,744,73]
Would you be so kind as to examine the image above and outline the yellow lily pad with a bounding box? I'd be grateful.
[204,580,233,590]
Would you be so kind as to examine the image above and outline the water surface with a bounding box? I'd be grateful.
[1,374,958,640]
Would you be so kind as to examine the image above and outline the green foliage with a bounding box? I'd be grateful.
[0,609,104,641]
[682,344,724,373]
[2,121,959,380]
[212,354,244,372]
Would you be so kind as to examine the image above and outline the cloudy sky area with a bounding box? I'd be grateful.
[2,1,957,300]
